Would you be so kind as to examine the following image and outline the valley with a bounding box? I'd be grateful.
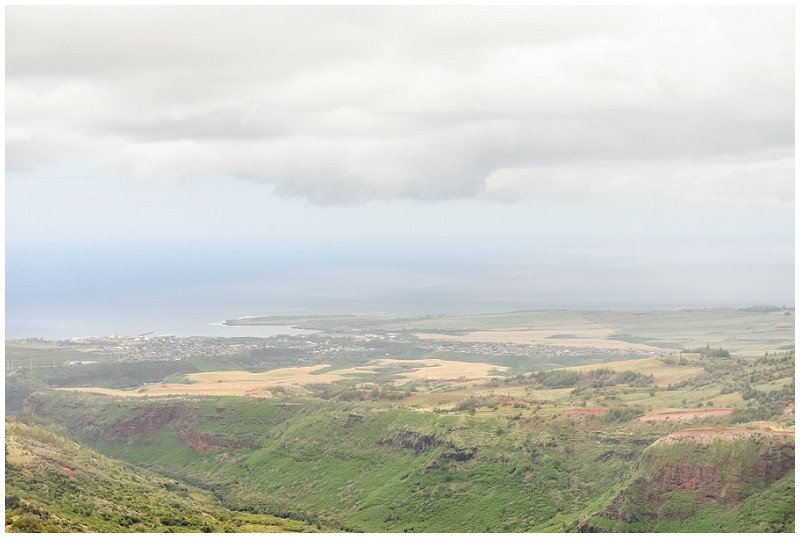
[5,308,795,532]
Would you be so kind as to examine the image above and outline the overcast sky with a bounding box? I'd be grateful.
[5,6,795,319]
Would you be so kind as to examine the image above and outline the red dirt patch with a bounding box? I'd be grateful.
[749,421,782,429]
[245,388,273,398]
[783,402,795,417]
[638,408,732,422]
[110,404,186,436]
[665,427,794,440]
[498,396,531,407]
[60,465,77,477]
[38,457,77,477]
[563,407,608,419]
[429,377,482,383]
[177,426,262,452]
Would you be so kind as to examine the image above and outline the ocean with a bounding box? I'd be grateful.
[6,238,794,341]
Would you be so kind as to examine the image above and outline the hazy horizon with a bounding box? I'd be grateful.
[5,6,794,339]
[6,235,793,340]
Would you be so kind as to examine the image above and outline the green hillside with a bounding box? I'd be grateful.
[5,420,328,532]
[581,430,795,532]
[18,390,794,532]
[7,308,795,532]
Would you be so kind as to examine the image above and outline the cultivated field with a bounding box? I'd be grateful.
[584,309,795,354]
[232,308,794,356]
[340,359,506,381]
[415,326,660,351]
[6,341,112,368]
[566,357,705,385]
[13,308,794,534]
[638,408,733,422]
[59,359,507,398]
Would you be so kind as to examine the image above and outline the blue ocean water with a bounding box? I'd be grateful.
[6,238,794,340]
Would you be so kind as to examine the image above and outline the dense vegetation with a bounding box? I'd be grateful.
[580,432,795,532]
[5,308,794,532]
[18,383,794,532]
[5,331,632,412]
[16,392,661,532]
[5,420,327,532]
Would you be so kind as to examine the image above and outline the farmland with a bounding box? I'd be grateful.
[228,308,794,355]
[60,359,508,398]
[6,308,795,532]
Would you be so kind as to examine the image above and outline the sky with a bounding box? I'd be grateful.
[4,6,796,333]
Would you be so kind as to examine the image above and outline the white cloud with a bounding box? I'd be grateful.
[484,152,794,205]
[6,6,794,206]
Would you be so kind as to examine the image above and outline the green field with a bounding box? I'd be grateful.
[5,420,329,532]
[584,309,795,353]
[226,308,794,354]
[6,308,795,532]
[5,341,114,369]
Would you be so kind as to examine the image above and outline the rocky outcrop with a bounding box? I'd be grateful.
[341,413,364,428]
[26,397,261,453]
[109,405,186,437]
[589,429,794,527]
[177,427,262,452]
[425,442,479,470]
[441,442,478,462]
[106,402,261,452]
[378,429,441,453]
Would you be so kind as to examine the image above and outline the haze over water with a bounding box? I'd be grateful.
[5,7,794,341]
[6,237,792,340]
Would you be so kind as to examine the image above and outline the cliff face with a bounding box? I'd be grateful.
[177,427,262,452]
[20,394,262,454]
[109,406,263,452]
[584,428,795,530]
[110,405,187,437]
[649,429,793,501]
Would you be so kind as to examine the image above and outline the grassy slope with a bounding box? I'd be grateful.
[7,309,794,532]
[19,392,649,531]
[5,341,114,368]
[581,433,795,532]
[5,419,326,533]
[585,309,795,353]
[20,389,794,533]
[225,309,795,354]
[9,308,793,412]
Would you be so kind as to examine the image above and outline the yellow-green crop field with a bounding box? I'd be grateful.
[567,356,705,384]
[59,359,507,399]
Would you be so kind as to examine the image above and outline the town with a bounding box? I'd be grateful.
[23,328,662,369]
